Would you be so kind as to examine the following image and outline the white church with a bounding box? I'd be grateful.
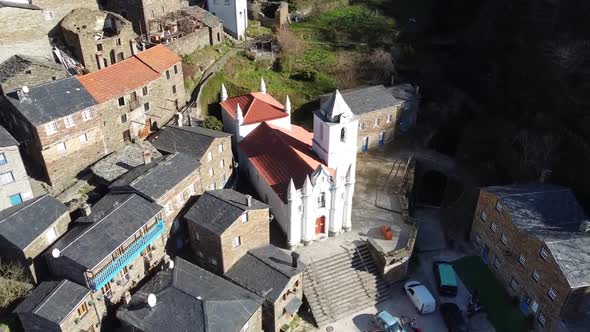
[219,79,358,248]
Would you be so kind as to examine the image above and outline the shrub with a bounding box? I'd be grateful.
[0,261,32,311]
[203,115,223,131]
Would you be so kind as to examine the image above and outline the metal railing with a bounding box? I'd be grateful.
[129,97,142,111]
[87,219,164,291]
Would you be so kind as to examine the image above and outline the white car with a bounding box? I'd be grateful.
[404,280,436,314]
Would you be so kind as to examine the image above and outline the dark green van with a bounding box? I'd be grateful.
[433,261,458,296]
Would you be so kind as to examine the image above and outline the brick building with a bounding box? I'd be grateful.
[0,55,66,95]
[47,193,167,306]
[61,8,138,73]
[0,126,33,210]
[185,189,269,273]
[226,245,305,332]
[0,195,70,283]
[470,184,590,331]
[0,77,106,191]
[0,0,99,63]
[117,257,263,332]
[110,151,201,252]
[15,279,108,332]
[150,125,233,191]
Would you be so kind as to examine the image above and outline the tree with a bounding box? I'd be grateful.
[366,48,396,84]
[203,115,223,131]
[277,28,306,77]
[0,260,32,311]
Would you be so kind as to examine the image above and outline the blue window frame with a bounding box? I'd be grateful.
[0,153,6,165]
[9,193,22,206]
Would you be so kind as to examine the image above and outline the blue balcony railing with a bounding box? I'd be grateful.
[87,219,165,291]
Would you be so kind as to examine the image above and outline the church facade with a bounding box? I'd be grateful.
[220,80,358,248]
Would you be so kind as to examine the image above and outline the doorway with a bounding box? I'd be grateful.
[315,216,325,235]
[362,137,369,152]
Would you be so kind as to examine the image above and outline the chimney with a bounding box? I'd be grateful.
[177,112,183,127]
[291,252,300,268]
[80,203,91,216]
[143,151,152,165]
[245,194,252,207]
[16,86,30,102]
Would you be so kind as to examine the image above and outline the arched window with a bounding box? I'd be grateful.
[340,127,346,142]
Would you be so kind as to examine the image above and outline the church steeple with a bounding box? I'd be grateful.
[320,89,353,123]
[284,95,291,114]
[260,77,267,94]
[236,103,243,125]
[220,83,228,101]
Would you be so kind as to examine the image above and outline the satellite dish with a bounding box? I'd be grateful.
[22,86,29,94]
[147,293,157,308]
[168,260,175,269]
[51,248,60,258]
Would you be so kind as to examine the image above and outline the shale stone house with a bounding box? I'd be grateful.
[471,184,590,331]
[0,126,33,210]
[0,55,66,95]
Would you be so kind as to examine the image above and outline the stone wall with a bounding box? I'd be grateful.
[0,145,33,211]
[271,275,303,332]
[0,0,99,63]
[101,0,184,35]
[0,63,66,95]
[165,27,210,56]
[198,137,234,190]
[58,291,107,332]
[145,61,186,129]
[187,222,223,273]
[246,306,263,332]
[470,190,572,331]
[356,105,400,152]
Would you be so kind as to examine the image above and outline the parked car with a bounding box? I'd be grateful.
[433,261,458,296]
[404,281,436,314]
[440,303,468,332]
[372,311,407,332]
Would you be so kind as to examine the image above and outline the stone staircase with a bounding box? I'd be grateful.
[303,244,390,327]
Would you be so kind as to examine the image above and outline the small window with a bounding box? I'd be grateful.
[144,102,150,112]
[172,85,177,94]
[318,192,326,208]
[118,97,125,107]
[142,86,148,96]
[538,313,546,326]
[480,210,488,221]
[493,257,501,270]
[57,142,67,152]
[207,151,212,161]
[232,236,241,248]
[162,6,165,13]
[220,159,225,168]
[225,0,231,5]
[374,118,380,126]
[496,200,503,211]
[209,257,217,266]
[510,278,519,291]
[539,247,549,261]
[490,222,497,233]
[189,184,196,195]
[151,10,155,18]
[82,109,93,121]
[208,168,213,176]
[197,250,204,258]
[166,70,170,79]
[46,227,57,242]
[474,232,482,247]
[500,233,508,244]
[218,143,224,153]
[77,302,89,318]
[64,115,76,128]
[241,212,249,224]
[0,171,15,184]
[79,133,88,143]
[116,38,121,46]
[45,122,58,135]
[101,282,112,298]
[25,70,32,75]
[531,270,541,282]
[194,231,200,241]
[97,44,103,52]
[0,153,7,165]
[174,64,178,74]
[518,254,526,266]
[548,287,557,301]
[43,10,54,20]
[177,192,185,204]
[386,114,392,123]
[165,204,173,215]
[340,128,346,142]
[359,122,365,130]
[120,114,128,123]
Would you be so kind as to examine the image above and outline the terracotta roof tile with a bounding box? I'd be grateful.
[220,92,287,125]
[78,45,180,103]
[134,45,181,73]
[239,122,331,202]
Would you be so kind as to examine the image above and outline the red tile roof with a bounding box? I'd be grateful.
[239,122,332,202]
[78,45,180,103]
[220,92,287,125]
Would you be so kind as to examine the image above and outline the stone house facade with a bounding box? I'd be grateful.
[47,193,168,307]
[0,0,99,63]
[99,0,185,36]
[185,189,269,274]
[0,126,33,211]
[0,55,66,95]
[15,279,108,332]
[226,245,305,332]
[470,185,590,331]
[61,9,138,73]
[0,195,70,283]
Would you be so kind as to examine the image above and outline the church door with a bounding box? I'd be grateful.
[315,216,326,234]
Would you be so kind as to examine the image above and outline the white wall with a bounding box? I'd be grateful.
[207,0,248,39]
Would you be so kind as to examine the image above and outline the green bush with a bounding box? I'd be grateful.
[203,115,223,131]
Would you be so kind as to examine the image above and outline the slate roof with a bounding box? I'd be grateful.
[150,125,230,157]
[239,122,332,202]
[0,195,68,251]
[15,280,89,325]
[90,141,163,183]
[184,189,267,235]
[483,184,590,288]
[0,1,40,10]
[117,257,263,332]
[52,193,162,270]
[0,54,62,84]
[226,245,304,302]
[336,85,401,116]
[0,125,18,147]
[388,83,418,101]
[110,152,200,201]
[220,92,287,125]
[3,77,97,126]
[191,6,222,28]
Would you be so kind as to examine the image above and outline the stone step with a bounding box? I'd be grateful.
[314,291,390,327]
[305,262,377,284]
[306,252,374,277]
[305,269,381,295]
[305,249,368,272]
[307,280,389,308]
[306,245,369,267]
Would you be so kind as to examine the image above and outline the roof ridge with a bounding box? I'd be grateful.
[250,250,292,279]
[207,191,248,213]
